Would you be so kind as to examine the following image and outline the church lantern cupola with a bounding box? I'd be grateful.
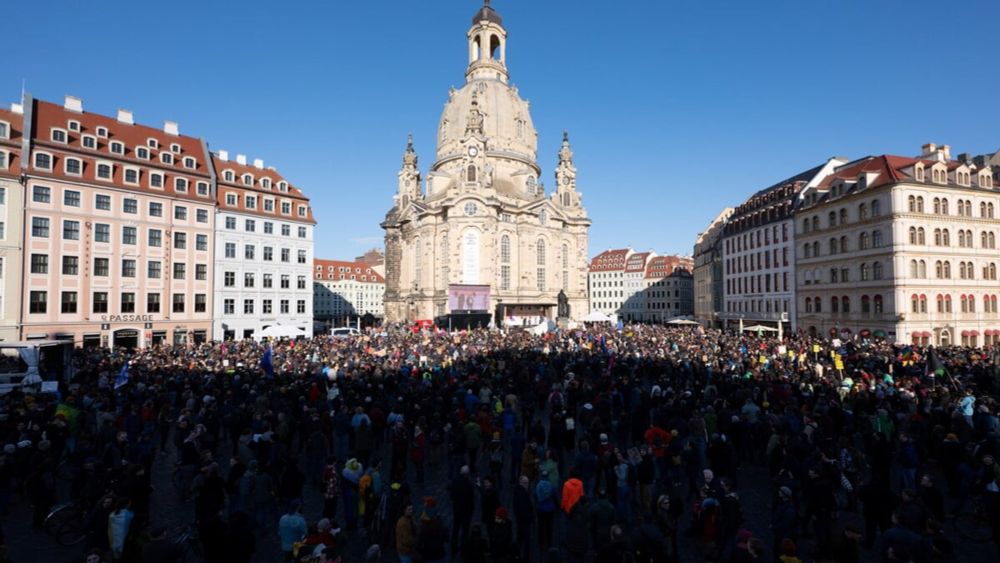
[467,0,508,84]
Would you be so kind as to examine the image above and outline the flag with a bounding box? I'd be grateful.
[600,335,608,354]
[261,345,274,379]
[114,362,130,390]
[925,347,945,379]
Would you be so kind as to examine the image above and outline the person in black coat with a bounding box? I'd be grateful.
[513,475,535,561]
[448,467,475,553]
[490,507,516,563]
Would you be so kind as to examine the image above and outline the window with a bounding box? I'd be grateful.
[32,186,51,203]
[62,220,80,240]
[123,198,138,214]
[281,201,291,214]
[281,248,290,263]
[196,234,207,251]
[225,193,238,206]
[62,256,78,275]
[136,147,150,160]
[196,209,208,223]
[281,224,290,236]
[297,276,307,289]
[94,257,109,276]
[223,299,235,315]
[149,229,162,247]
[147,261,161,279]
[96,163,112,180]
[122,226,137,245]
[121,259,136,278]
[244,245,255,260]
[280,300,290,314]
[150,173,163,188]
[65,158,82,175]
[225,217,236,230]
[297,300,306,314]
[298,205,307,217]
[34,152,52,170]
[30,254,48,274]
[124,168,139,185]
[149,202,163,217]
[64,190,80,207]
[244,272,254,287]
[161,153,173,165]
[29,291,47,314]
[110,141,124,155]
[194,294,206,313]
[264,200,275,212]
[246,196,257,210]
[174,178,187,192]
[263,246,273,261]
[173,263,186,280]
[262,299,273,314]
[184,157,196,169]
[32,217,50,238]
[0,122,7,139]
[174,231,186,249]
[298,226,307,238]
[174,206,187,220]
[224,243,236,258]
[95,194,111,210]
[243,299,254,314]
[871,199,881,216]
[196,182,209,196]
[224,272,235,287]
[120,293,135,313]
[195,264,207,280]
[872,230,883,248]
[147,293,161,313]
[297,250,307,264]
[172,294,185,313]
[263,274,273,288]
[243,174,253,186]
[96,126,108,138]
[93,292,108,313]
[245,219,255,232]
[281,275,290,289]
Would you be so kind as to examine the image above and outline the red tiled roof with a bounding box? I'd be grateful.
[645,255,694,278]
[819,154,992,192]
[625,252,651,272]
[313,259,385,283]
[212,156,315,224]
[589,248,630,272]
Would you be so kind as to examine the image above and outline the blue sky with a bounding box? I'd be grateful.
[12,0,1000,258]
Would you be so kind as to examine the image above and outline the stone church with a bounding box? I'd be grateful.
[382,2,591,324]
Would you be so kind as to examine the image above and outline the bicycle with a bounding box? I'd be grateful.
[952,495,994,542]
[43,502,91,546]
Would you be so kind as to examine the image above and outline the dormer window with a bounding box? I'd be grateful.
[110,141,125,155]
[242,174,253,186]
[0,121,9,139]
[96,126,109,138]
[915,164,925,182]
[196,181,209,196]
[170,143,181,154]
[136,147,150,160]
[160,153,173,165]
[298,205,307,217]
[183,157,196,169]
[34,152,53,170]
[65,158,82,176]
[278,181,287,192]
[261,178,271,189]
[51,128,68,143]
[96,162,113,180]
[150,173,163,188]
[67,120,80,132]
[147,138,159,148]
[82,135,96,149]
[223,170,234,182]
[175,178,188,192]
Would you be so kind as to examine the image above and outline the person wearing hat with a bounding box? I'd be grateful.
[489,506,516,563]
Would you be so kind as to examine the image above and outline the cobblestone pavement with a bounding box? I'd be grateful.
[3,436,998,562]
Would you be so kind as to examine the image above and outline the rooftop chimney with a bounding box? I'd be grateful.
[921,142,937,156]
[64,95,83,113]
[163,120,179,136]
[10,103,23,115]
[940,144,951,161]
[218,149,229,161]
[236,154,247,165]
[253,158,264,169]
[117,109,134,125]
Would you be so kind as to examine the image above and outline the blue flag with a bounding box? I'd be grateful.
[261,346,274,379]
[114,362,129,390]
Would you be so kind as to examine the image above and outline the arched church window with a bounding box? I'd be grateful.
[526,176,536,196]
[501,235,511,263]
[537,239,546,266]
[467,165,477,182]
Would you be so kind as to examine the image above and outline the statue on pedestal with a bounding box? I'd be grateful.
[557,290,570,319]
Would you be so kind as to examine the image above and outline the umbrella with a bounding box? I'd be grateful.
[742,325,779,332]
[582,311,612,323]
[666,319,700,326]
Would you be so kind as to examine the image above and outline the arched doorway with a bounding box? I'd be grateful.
[939,329,950,347]
[113,328,140,350]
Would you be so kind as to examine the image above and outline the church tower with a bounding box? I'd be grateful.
[382,2,591,324]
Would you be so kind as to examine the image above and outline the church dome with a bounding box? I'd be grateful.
[435,79,537,167]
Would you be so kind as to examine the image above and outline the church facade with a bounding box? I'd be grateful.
[382,3,591,324]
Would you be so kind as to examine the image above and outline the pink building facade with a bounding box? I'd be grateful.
[21,95,215,348]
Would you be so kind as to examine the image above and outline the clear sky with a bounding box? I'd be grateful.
[11,0,1000,259]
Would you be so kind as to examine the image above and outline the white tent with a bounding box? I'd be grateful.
[529,319,557,335]
[582,311,612,323]
[666,318,700,326]
[258,325,307,339]
[743,324,779,332]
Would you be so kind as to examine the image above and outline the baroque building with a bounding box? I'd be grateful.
[693,207,733,328]
[382,2,590,323]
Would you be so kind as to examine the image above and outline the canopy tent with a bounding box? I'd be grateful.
[258,325,307,339]
[666,319,700,326]
[581,311,613,323]
[529,319,557,336]
[742,324,779,332]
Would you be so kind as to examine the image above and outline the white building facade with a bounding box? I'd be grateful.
[212,152,314,341]
[313,259,385,327]
[693,208,733,328]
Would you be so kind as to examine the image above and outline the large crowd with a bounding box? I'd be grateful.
[0,324,998,563]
